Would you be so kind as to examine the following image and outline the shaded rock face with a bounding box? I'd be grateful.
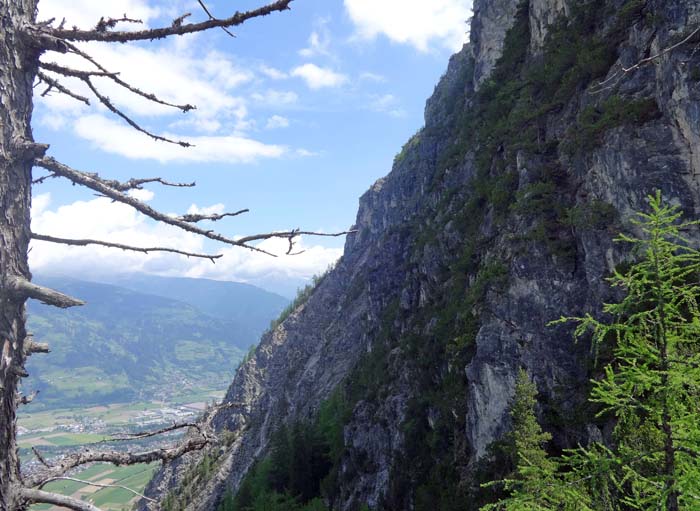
[144,1,700,509]
[470,0,520,85]
[528,0,568,52]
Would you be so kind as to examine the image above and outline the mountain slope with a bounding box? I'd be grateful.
[101,274,288,340]
[25,276,286,408]
[145,1,700,509]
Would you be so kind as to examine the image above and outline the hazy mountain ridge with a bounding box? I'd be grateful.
[24,275,288,408]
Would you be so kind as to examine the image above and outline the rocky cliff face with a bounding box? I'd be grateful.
[144,1,700,509]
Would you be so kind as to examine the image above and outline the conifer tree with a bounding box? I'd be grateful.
[481,370,592,510]
[483,193,700,510]
[562,192,700,509]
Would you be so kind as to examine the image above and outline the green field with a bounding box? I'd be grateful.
[32,463,158,511]
[18,388,225,430]
[20,390,227,508]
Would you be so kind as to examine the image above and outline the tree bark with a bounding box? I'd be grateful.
[0,1,39,509]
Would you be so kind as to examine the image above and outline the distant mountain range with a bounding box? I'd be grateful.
[23,274,288,409]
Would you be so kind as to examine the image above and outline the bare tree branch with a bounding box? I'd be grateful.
[33,169,195,191]
[197,0,236,38]
[39,477,156,502]
[40,59,195,113]
[36,0,293,43]
[17,390,39,406]
[79,75,192,147]
[20,487,102,511]
[24,337,50,356]
[172,13,192,28]
[26,437,208,488]
[25,401,243,487]
[95,15,143,32]
[40,62,115,78]
[36,71,90,105]
[32,233,222,262]
[32,447,51,468]
[178,209,248,223]
[112,177,195,191]
[32,172,58,185]
[35,156,354,256]
[7,276,84,308]
[105,422,204,443]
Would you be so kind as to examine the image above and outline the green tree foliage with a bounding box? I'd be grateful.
[566,192,700,509]
[481,370,594,510]
[220,415,340,511]
[483,193,700,510]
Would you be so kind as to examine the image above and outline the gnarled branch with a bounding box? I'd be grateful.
[40,59,195,113]
[39,477,155,502]
[32,233,222,262]
[37,71,90,105]
[7,276,84,308]
[26,436,208,488]
[21,488,102,511]
[24,337,50,356]
[36,0,293,43]
[178,209,248,223]
[35,156,353,256]
[197,0,236,38]
[79,75,191,147]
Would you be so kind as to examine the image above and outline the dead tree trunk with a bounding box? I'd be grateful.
[0,1,39,509]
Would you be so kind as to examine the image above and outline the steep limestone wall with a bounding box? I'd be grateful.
[143,1,700,509]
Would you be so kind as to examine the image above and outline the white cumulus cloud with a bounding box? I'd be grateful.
[291,64,347,90]
[74,115,286,164]
[344,0,472,52]
[30,194,343,292]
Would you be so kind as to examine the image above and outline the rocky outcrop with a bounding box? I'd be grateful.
[144,1,700,509]
[528,0,568,51]
[470,0,519,85]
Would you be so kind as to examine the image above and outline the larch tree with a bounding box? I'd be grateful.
[0,1,348,510]
[483,194,700,510]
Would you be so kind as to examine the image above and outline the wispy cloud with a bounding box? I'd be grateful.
[30,193,342,288]
[360,72,386,83]
[299,18,333,58]
[259,65,288,80]
[251,89,299,107]
[368,94,406,118]
[291,64,347,90]
[74,114,287,164]
[266,115,290,129]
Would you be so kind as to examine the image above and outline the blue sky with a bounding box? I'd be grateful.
[31,0,472,297]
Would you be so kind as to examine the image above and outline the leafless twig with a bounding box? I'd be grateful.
[35,156,354,256]
[178,209,249,223]
[79,75,192,147]
[20,488,102,511]
[95,15,143,33]
[35,0,293,43]
[36,71,90,105]
[197,0,237,38]
[40,56,195,113]
[32,233,222,262]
